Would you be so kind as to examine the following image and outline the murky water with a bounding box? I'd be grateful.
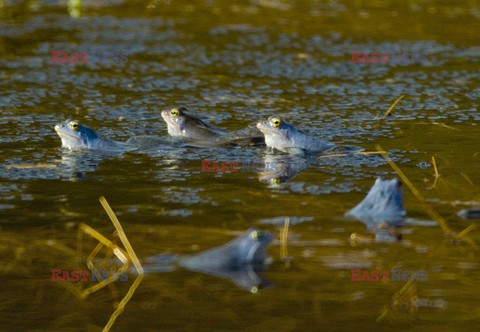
[1,0,479,330]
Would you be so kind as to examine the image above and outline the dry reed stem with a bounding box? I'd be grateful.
[280,217,290,268]
[432,156,439,188]
[375,145,454,236]
[318,151,386,159]
[460,173,475,187]
[99,196,144,275]
[103,275,144,332]
[379,95,404,119]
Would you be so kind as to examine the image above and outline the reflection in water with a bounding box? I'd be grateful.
[257,151,310,185]
[1,135,178,181]
[59,149,104,179]
[1,149,106,180]
[143,255,270,292]
[182,263,271,293]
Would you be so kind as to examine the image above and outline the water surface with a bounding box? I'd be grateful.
[1,0,479,330]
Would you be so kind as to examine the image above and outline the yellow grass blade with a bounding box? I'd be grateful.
[432,122,458,130]
[77,224,84,291]
[4,163,58,169]
[431,156,439,188]
[432,156,439,179]
[99,196,144,275]
[460,172,475,187]
[375,145,454,236]
[86,242,105,269]
[318,150,386,159]
[77,223,131,298]
[75,204,145,332]
[80,277,117,299]
[103,275,144,332]
[280,217,290,268]
[80,265,130,299]
[381,95,404,119]
[79,223,129,264]
[455,224,476,240]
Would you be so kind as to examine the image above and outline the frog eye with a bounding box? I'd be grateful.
[170,108,179,118]
[271,178,282,185]
[270,117,282,128]
[249,230,267,240]
[69,121,80,131]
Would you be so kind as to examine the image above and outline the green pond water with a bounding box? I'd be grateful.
[1,0,480,330]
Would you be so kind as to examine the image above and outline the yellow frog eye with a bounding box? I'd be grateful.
[69,121,80,131]
[270,117,282,128]
[170,108,179,118]
[271,178,282,185]
[249,231,258,240]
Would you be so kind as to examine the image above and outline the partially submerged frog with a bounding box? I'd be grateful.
[161,107,264,147]
[144,228,273,292]
[161,107,225,141]
[256,115,335,153]
[345,177,406,242]
[457,208,480,220]
[55,119,134,151]
[179,228,273,270]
